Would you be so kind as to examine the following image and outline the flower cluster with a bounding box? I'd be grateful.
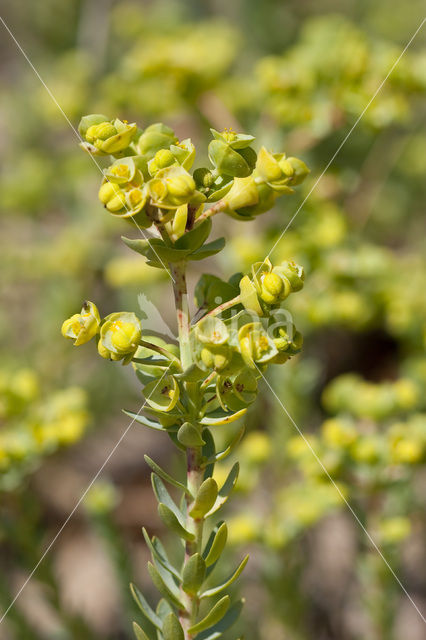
[78,116,309,234]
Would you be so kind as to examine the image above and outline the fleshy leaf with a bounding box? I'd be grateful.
[123,410,176,432]
[202,427,245,466]
[142,528,182,581]
[130,584,162,630]
[152,474,185,522]
[203,522,228,567]
[206,463,240,517]
[174,219,212,251]
[177,422,206,447]
[158,503,195,542]
[163,613,185,640]
[190,478,219,519]
[200,556,249,599]
[194,599,245,640]
[188,596,230,635]
[148,562,184,609]
[189,238,226,261]
[200,408,247,426]
[133,622,154,640]
[145,456,192,497]
[182,553,206,595]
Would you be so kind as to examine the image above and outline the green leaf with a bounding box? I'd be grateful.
[202,427,245,466]
[145,456,192,497]
[182,553,206,595]
[200,556,249,599]
[188,596,230,635]
[202,429,216,479]
[190,478,218,519]
[203,522,228,567]
[177,422,206,447]
[167,429,188,452]
[123,410,174,432]
[152,474,184,522]
[174,219,212,251]
[142,528,181,581]
[133,622,153,640]
[163,613,185,640]
[122,236,191,267]
[147,562,184,609]
[194,599,245,640]
[189,238,226,261]
[200,408,247,426]
[205,463,240,517]
[175,364,207,382]
[158,503,195,542]
[157,598,173,618]
[130,584,162,630]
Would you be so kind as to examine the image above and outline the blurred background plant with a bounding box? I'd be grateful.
[0,0,425,638]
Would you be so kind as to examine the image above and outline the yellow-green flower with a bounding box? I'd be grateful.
[147,165,204,209]
[61,301,100,346]
[143,375,180,412]
[222,176,259,213]
[98,312,141,364]
[255,147,309,192]
[80,116,137,155]
[238,322,278,368]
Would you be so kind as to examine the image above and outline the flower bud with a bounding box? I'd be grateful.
[98,312,141,364]
[223,176,259,212]
[284,157,310,185]
[61,301,100,346]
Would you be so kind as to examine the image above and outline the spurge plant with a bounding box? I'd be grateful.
[62,115,309,640]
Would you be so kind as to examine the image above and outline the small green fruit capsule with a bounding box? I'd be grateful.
[148,149,175,175]
[86,122,117,143]
[260,272,285,304]
[98,182,127,213]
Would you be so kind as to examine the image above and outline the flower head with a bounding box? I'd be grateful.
[61,301,100,346]
[98,312,141,364]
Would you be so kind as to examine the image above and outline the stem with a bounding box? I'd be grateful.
[195,200,226,225]
[136,339,181,369]
[170,260,205,638]
[197,294,242,322]
[171,262,192,371]
[180,445,205,636]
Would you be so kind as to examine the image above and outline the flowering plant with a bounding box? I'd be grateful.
[63,117,309,639]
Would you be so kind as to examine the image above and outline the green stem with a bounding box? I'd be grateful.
[200,294,241,320]
[195,200,226,225]
[170,260,205,637]
[171,262,192,371]
[136,340,181,369]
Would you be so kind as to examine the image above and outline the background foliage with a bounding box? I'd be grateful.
[0,0,425,638]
